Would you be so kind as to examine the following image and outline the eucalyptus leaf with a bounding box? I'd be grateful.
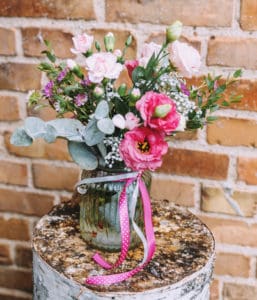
[95,100,109,120]
[97,118,115,135]
[48,118,84,142]
[83,119,105,146]
[68,141,98,170]
[24,117,46,139]
[10,128,33,146]
[44,124,57,143]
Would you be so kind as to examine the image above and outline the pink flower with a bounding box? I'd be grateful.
[85,52,123,83]
[71,33,94,54]
[124,112,140,130]
[168,41,201,78]
[136,91,180,134]
[125,60,139,79]
[139,42,161,67]
[74,94,88,106]
[119,127,168,171]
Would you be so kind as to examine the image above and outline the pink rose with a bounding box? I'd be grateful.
[168,41,201,78]
[139,42,161,67]
[125,60,139,79]
[71,33,93,54]
[85,52,123,83]
[136,91,180,134]
[119,127,168,171]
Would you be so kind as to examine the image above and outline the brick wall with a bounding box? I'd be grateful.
[0,0,256,299]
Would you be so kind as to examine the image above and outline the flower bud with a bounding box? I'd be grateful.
[93,86,104,98]
[153,104,171,118]
[118,83,127,96]
[166,20,183,44]
[130,88,141,101]
[104,32,115,52]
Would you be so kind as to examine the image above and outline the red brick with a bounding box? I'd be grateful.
[160,148,229,180]
[0,28,16,56]
[207,37,257,69]
[0,0,95,20]
[0,95,21,121]
[0,293,31,300]
[151,178,195,207]
[215,252,250,277]
[237,157,257,185]
[5,132,71,161]
[225,79,257,112]
[0,267,32,293]
[106,0,233,27]
[22,28,74,58]
[201,186,257,217]
[210,279,219,300]
[199,215,257,247]
[240,0,257,30]
[207,117,257,147]
[0,244,12,265]
[223,283,257,300]
[15,245,32,268]
[0,160,28,186]
[0,63,41,92]
[32,163,80,191]
[0,188,54,216]
[0,217,30,241]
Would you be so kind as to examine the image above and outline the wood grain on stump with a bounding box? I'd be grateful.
[33,199,215,299]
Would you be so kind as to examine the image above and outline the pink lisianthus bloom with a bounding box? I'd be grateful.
[139,42,161,67]
[168,41,201,78]
[85,52,123,83]
[125,60,139,79]
[136,91,180,134]
[71,33,94,54]
[119,127,168,171]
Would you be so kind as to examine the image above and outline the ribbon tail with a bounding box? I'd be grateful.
[86,175,156,286]
[92,178,134,270]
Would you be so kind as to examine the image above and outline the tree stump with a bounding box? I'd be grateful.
[33,200,215,300]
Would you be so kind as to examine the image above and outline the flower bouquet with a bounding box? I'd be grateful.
[11,21,241,285]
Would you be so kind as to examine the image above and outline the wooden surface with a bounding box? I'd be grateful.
[33,199,215,299]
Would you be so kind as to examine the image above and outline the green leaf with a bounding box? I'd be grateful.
[24,117,46,139]
[221,100,230,107]
[125,35,132,47]
[132,66,145,83]
[48,119,84,142]
[68,141,98,170]
[83,119,105,146]
[44,124,57,143]
[207,116,218,122]
[95,100,109,120]
[10,128,33,146]
[97,118,115,135]
[233,69,242,78]
[41,50,56,63]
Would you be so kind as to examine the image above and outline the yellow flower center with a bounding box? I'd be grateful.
[137,140,150,153]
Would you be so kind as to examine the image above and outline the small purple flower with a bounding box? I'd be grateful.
[180,83,190,96]
[43,80,54,98]
[81,76,91,86]
[74,94,88,107]
[57,69,68,82]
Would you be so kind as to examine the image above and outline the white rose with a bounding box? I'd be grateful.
[71,33,94,54]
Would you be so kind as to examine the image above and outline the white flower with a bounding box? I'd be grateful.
[168,41,201,78]
[139,42,161,67]
[85,52,123,83]
[124,112,140,130]
[175,114,186,131]
[71,33,93,54]
[112,114,126,129]
[66,59,77,69]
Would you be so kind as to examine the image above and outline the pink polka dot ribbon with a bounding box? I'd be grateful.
[76,172,156,285]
